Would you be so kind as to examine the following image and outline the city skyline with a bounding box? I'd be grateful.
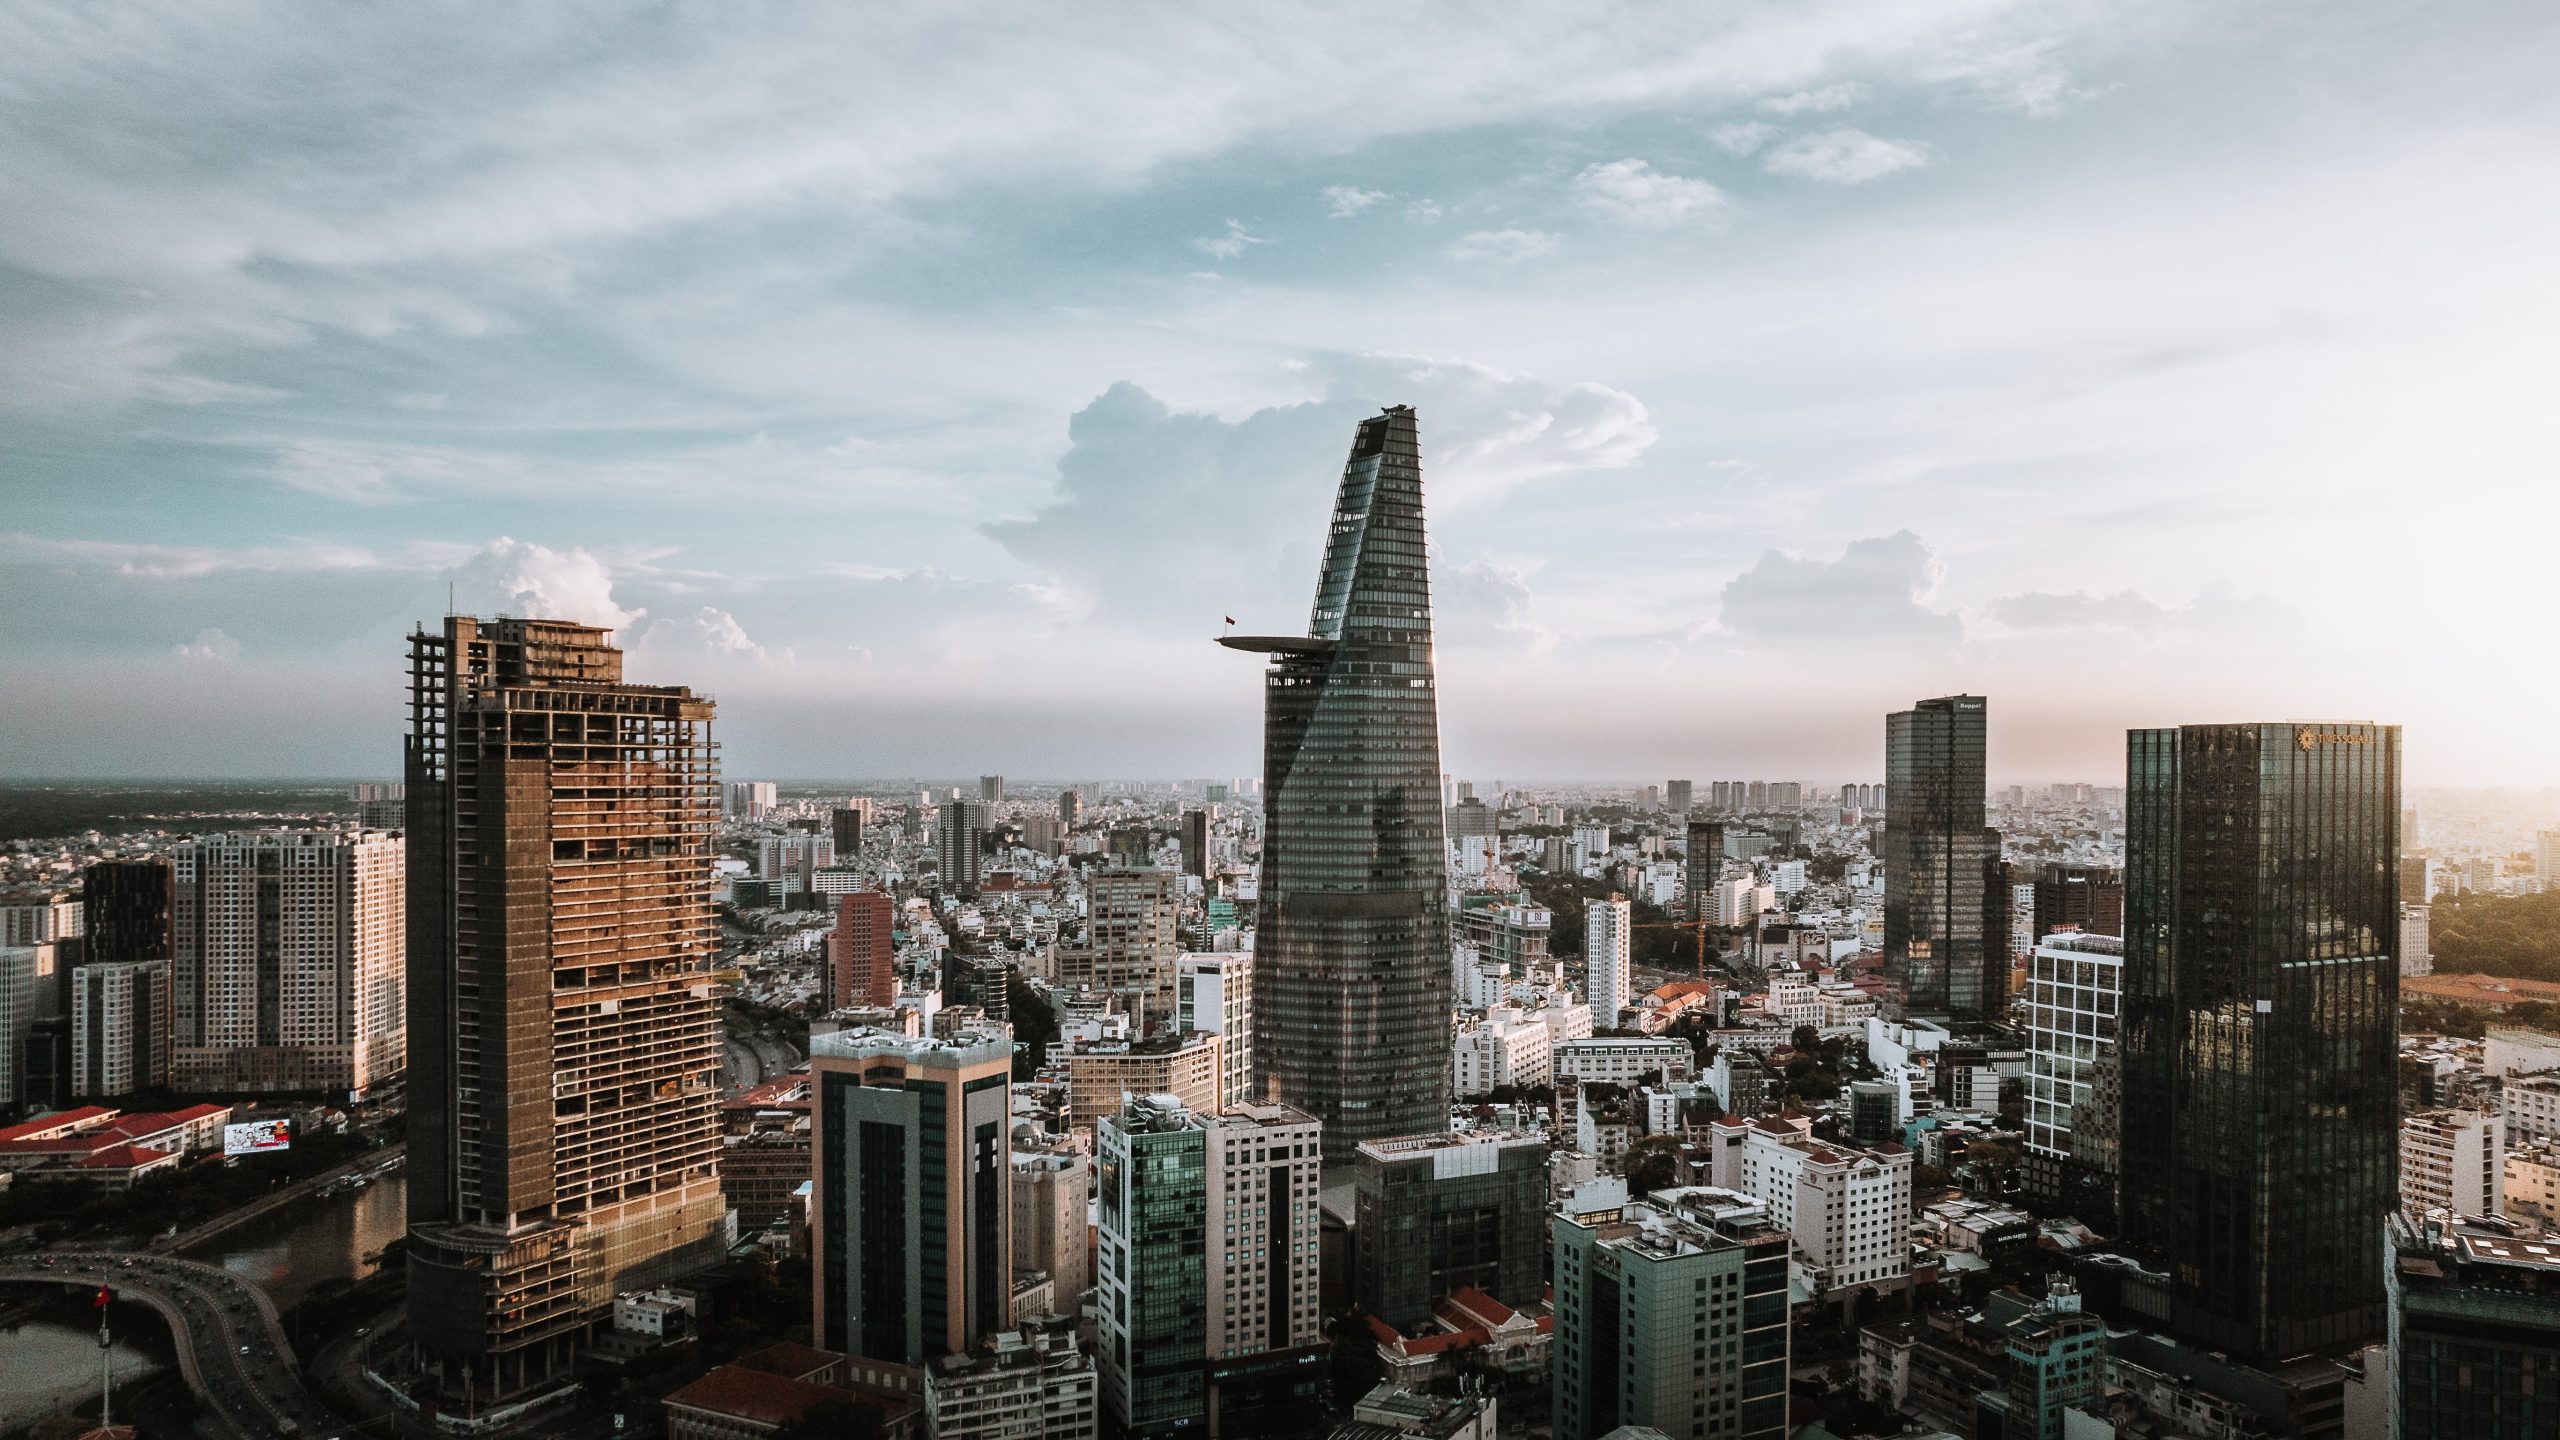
[5,6,2556,786]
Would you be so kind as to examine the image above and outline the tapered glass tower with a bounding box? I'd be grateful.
[1223,406,1450,1161]
[2118,721,2400,1361]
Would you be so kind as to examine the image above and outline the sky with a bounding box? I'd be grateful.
[4,3,2556,786]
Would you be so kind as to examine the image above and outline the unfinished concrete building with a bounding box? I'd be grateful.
[403,617,729,1402]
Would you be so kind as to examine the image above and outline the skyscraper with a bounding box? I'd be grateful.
[1882,695,2003,1020]
[171,831,405,1097]
[1095,1094,1325,1437]
[830,890,897,1010]
[2119,720,2400,1362]
[1686,819,1724,924]
[939,797,985,897]
[403,618,728,1400]
[1666,779,1692,815]
[1585,894,1631,1030]
[809,1024,1014,1367]
[980,774,1005,803]
[1179,808,1209,880]
[71,958,168,1100]
[1222,405,1451,1160]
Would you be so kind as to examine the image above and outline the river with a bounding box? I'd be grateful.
[1,1168,408,1429]
[0,1317,166,1432]
[196,1169,409,1311]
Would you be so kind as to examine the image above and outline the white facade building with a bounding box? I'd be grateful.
[2022,933,2122,1166]
[1453,1006,1555,1097]
[925,1326,1099,1440]
[1733,1117,1913,1294]
[1202,1102,1325,1365]
[2400,905,2432,977]
[72,959,170,1099]
[1585,895,1631,1031]
[172,830,406,1097]
[2401,1109,2500,1220]
[1175,952,1254,1110]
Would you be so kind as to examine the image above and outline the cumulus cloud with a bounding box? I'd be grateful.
[1437,558,1555,651]
[1447,228,1560,263]
[1763,128,1938,183]
[1985,584,2301,637]
[1760,81,1868,115]
[1573,160,1728,229]
[1195,219,1269,259]
[1708,121,1777,156]
[636,605,771,660]
[173,627,242,662]
[1321,185,1388,218]
[442,537,636,629]
[1717,531,1962,649]
[982,357,1653,626]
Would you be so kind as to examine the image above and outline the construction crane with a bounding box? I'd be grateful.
[1632,917,1722,980]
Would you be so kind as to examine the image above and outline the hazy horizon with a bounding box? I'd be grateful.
[6,6,2556,785]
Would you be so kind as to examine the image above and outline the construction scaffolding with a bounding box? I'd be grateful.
[404,617,729,1404]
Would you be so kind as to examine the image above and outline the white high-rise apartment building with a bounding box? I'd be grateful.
[2400,905,2433,977]
[1176,952,1254,1110]
[1734,1117,1913,1295]
[1586,895,1631,1030]
[0,945,41,1109]
[2540,830,2560,891]
[1714,876,1774,929]
[72,959,170,1099]
[173,831,406,1097]
[2023,934,2122,1167]
[2400,1109,2500,1220]
[723,780,778,819]
[2,895,82,948]
[1203,1101,1324,1364]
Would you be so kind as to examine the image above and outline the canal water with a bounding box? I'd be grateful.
[0,1169,408,1428]
[199,1169,409,1310]
[0,1317,166,1432]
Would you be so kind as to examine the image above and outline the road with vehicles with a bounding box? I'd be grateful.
[1,1250,347,1439]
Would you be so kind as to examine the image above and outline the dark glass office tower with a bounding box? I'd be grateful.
[1883,695,2003,1019]
[1223,405,1450,1161]
[2119,721,2400,1362]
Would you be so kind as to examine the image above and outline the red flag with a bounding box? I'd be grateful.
[1224,616,1235,625]
[94,1284,110,1309]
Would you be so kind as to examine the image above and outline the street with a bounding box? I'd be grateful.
[2,1250,347,1439]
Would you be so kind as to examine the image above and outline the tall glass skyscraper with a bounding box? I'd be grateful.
[2118,721,2400,1362]
[1223,405,1450,1161]
[1883,694,2003,1019]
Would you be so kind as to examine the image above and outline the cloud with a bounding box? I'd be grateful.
[1708,121,1777,156]
[1573,160,1729,229]
[1717,531,1962,649]
[637,605,770,660]
[1194,219,1269,260]
[981,357,1654,625]
[442,538,636,629]
[1759,81,1868,115]
[1321,185,1388,218]
[1762,128,1938,183]
[173,627,242,662]
[1447,228,1560,263]
[1985,584,2302,637]
[1438,558,1555,651]
[1403,199,1444,222]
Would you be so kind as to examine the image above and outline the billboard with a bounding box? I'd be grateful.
[223,1119,292,1156]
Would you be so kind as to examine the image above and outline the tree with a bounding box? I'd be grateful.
[1624,1135,1685,1197]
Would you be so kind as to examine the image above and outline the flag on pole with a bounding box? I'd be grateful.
[94,1283,110,1309]
[1224,616,1235,625]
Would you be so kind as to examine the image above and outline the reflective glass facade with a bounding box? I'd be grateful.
[2119,722,2400,1361]
[1883,695,2003,1019]
[1236,406,1451,1161]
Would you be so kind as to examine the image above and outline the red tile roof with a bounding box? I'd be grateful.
[663,1364,885,1430]
[1439,1286,1516,1328]
[73,1144,179,1173]
[734,1340,837,1382]
[0,1106,116,1143]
